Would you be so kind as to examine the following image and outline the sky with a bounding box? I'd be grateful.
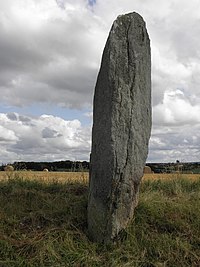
[0,0,200,164]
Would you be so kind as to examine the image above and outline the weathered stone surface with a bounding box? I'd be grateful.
[88,12,151,243]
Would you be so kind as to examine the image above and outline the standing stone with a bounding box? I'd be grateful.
[88,12,151,243]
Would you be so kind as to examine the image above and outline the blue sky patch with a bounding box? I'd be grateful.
[88,0,96,6]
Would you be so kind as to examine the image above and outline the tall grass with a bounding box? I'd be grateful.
[0,173,200,266]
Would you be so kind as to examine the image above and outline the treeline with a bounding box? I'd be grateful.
[147,162,200,174]
[2,160,200,173]
[0,160,89,172]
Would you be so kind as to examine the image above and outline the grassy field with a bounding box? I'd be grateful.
[0,171,89,183]
[0,171,200,266]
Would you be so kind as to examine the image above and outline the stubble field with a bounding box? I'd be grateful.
[0,171,200,266]
[0,170,199,183]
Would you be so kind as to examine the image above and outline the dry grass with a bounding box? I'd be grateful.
[143,173,200,181]
[0,171,199,184]
[0,171,200,266]
[0,171,89,184]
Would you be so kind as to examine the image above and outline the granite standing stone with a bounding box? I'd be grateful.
[88,12,151,243]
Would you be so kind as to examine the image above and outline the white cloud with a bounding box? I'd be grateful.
[0,0,103,108]
[1,0,200,110]
[0,112,91,164]
[0,125,18,142]
[0,0,200,162]
[153,89,200,125]
[148,122,200,163]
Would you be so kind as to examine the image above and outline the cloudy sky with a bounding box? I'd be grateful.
[0,0,200,164]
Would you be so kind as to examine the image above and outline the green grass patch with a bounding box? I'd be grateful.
[0,174,200,266]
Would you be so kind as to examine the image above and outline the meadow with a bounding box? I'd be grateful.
[0,171,200,266]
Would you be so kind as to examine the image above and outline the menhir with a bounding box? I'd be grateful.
[88,12,151,243]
